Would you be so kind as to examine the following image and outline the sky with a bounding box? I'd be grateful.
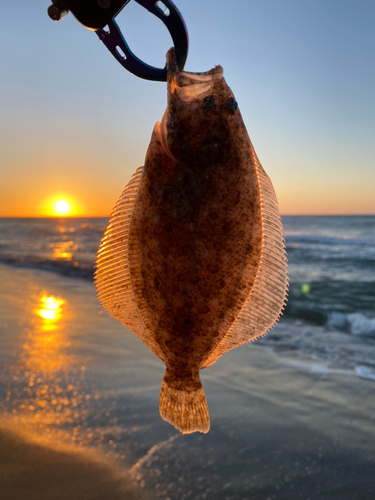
[0,0,374,216]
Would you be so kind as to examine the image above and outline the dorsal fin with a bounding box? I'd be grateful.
[94,166,166,362]
[202,146,288,368]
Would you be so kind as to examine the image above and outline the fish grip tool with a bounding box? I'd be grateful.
[47,0,188,81]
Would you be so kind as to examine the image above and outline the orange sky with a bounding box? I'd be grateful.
[1,165,373,217]
[1,120,373,217]
[1,129,374,217]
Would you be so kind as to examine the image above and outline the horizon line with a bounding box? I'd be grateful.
[0,213,375,219]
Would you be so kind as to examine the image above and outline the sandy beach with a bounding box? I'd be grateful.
[0,262,374,499]
[0,425,144,500]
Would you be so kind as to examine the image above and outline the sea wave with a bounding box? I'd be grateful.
[0,256,94,280]
[79,222,107,234]
[2,253,375,377]
[281,360,375,383]
[285,234,375,247]
[286,246,375,261]
[327,311,375,337]
[285,299,375,337]
[355,366,375,381]
[2,255,375,339]
[261,319,375,374]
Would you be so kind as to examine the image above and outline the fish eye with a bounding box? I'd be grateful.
[201,95,217,111]
[224,97,238,115]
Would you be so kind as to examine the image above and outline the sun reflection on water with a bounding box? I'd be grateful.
[37,295,65,322]
[2,292,98,440]
[0,279,125,472]
[26,294,75,375]
[51,241,77,261]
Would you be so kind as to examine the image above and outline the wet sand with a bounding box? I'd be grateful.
[0,263,375,499]
[0,426,144,500]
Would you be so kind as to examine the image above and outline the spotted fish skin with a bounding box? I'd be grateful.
[95,49,288,434]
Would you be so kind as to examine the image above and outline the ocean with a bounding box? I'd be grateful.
[1,216,375,374]
[0,216,374,499]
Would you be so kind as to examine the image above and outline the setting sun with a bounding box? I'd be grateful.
[53,199,72,216]
[40,194,83,217]
[39,195,82,217]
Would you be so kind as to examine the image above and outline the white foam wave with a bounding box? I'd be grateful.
[347,313,375,336]
[355,366,375,381]
[282,360,353,376]
[283,359,375,383]
[327,312,375,337]
[327,312,348,330]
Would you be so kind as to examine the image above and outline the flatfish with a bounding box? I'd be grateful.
[95,49,288,434]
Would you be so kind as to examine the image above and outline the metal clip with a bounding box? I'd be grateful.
[48,0,188,81]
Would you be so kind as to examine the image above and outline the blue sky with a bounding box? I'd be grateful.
[1,0,374,215]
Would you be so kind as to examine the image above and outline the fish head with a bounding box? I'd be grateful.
[160,48,241,165]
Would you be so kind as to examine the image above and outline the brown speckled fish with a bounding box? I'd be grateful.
[95,49,288,434]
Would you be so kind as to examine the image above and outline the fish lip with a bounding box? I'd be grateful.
[175,67,224,87]
[166,48,223,103]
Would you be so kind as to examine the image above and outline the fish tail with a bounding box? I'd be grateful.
[159,373,210,434]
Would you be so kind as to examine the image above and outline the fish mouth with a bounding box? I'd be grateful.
[166,48,223,103]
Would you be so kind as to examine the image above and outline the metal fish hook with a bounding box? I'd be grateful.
[47,0,188,81]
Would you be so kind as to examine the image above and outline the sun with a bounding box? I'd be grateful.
[53,199,72,216]
[40,194,81,217]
